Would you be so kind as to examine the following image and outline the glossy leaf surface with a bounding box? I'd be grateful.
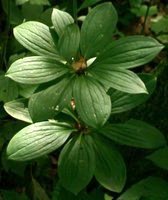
[100,119,166,149]
[94,135,126,192]
[73,76,111,128]
[80,2,118,59]
[7,121,74,161]
[14,21,60,58]
[6,56,69,84]
[58,134,95,194]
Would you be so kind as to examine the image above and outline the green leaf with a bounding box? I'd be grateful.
[131,5,158,17]
[151,16,168,34]
[16,0,29,5]
[80,2,118,59]
[58,134,95,194]
[4,98,32,123]
[0,74,19,103]
[117,177,168,200]
[92,36,164,69]
[2,0,23,25]
[94,135,126,192]
[29,0,50,5]
[100,119,166,149]
[78,0,103,11]
[6,56,69,84]
[1,190,29,200]
[89,67,147,94]
[32,177,50,200]
[58,24,80,62]
[21,3,43,21]
[7,121,74,161]
[73,76,111,128]
[110,74,156,114]
[29,77,74,122]
[51,8,74,37]
[147,147,168,170]
[14,21,61,59]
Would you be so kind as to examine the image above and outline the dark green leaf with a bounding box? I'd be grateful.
[2,0,23,24]
[0,74,19,102]
[29,77,74,122]
[147,147,168,170]
[7,121,74,161]
[58,134,95,194]
[1,190,29,200]
[78,0,103,11]
[100,119,166,149]
[21,3,43,21]
[58,24,80,62]
[32,177,50,200]
[80,2,118,59]
[73,76,111,128]
[6,56,69,84]
[94,135,126,192]
[51,8,74,37]
[92,36,164,69]
[110,74,156,114]
[14,21,61,59]
[89,67,147,94]
[4,98,32,123]
[117,177,168,200]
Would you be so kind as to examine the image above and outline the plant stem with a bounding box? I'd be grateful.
[141,1,152,34]
[73,0,77,23]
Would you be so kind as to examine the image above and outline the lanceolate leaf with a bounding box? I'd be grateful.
[94,134,126,192]
[7,121,74,161]
[4,98,32,123]
[110,74,156,114]
[89,67,147,94]
[100,119,166,149]
[147,147,168,170]
[6,56,69,84]
[117,177,168,200]
[80,2,118,59]
[58,134,95,194]
[92,36,164,69]
[29,77,74,122]
[73,76,111,128]
[58,24,80,62]
[14,21,61,59]
[51,8,74,37]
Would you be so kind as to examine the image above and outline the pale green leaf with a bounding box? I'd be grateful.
[80,2,118,59]
[4,98,32,123]
[94,135,126,193]
[100,119,166,149]
[92,36,164,69]
[6,56,69,84]
[7,121,74,161]
[110,74,156,114]
[73,76,111,128]
[14,21,61,59]
[29,77,74,122]
[147,147,168,170]
[89,67,147,94]
[51,8,74,37]
[58,134,95,194]
[58,24,80,62]
[118,177,168,200]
